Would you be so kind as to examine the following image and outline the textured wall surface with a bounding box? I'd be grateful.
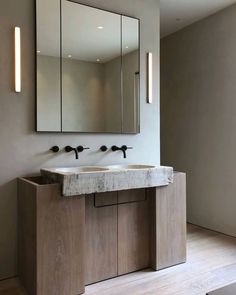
[0,0,160,278]
[161,4,236,237]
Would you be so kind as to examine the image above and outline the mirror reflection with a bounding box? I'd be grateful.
[36,0,61,131]
[62,1,122,132]
[122,16,139,133]
[36,0,140,133]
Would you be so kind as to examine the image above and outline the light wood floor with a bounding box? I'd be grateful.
[1,224,236,295]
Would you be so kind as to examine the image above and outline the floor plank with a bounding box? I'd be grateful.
[0,224,236,295]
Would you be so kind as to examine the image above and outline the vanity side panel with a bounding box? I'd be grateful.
[36,185,85,295]
[150,172,186,270]
[85,194,118,285]
[18,178,37,295]
[117,189,150,275]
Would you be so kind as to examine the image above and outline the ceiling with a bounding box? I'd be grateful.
[160,0,236,37]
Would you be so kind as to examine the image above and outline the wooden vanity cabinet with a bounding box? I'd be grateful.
[18,172,186,295]
[85,173,186,282]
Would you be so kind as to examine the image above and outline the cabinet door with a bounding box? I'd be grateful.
[117,189,150,275]
[37,188,85,295]
[85,193,118,284]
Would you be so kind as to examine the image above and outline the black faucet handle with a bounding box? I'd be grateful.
[121,145,133,151]
[50,146,60,153]
[100,145,108,152]
[77,146,90,153]
[65,146,73,152]
[111,145,119,151]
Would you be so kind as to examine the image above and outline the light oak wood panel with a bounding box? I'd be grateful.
[18,177,85,295]
[36,185,85,295]
[150,172,186,270]
[6,225,236,295]
[85,194,118,285]
[117,189,150,275]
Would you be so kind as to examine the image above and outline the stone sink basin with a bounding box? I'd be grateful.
[50,166,110,174]
[41,164,173,197]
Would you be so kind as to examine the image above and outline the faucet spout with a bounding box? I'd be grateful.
[121,148,127,159]
[65,146,79,160]
[111,145,132,159]
[73,148,79,160]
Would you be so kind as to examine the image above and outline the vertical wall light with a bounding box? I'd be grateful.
[147,52,153,103]
[15,27,21,93]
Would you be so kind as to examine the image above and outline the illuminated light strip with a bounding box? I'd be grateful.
[15,27,21,93]
[147,52,153,103]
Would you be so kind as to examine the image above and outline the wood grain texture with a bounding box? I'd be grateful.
[6,224,236,295]
[85,194,118,285]
[36,185,85,295]
[117,189,150,275]
[18,177,85,295]
[150,172,187,270]
[18,173,186,292]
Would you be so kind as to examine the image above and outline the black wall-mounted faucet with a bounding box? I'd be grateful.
[65,146,79,159]
[50,146,60,153]
[65,145,90,159]
[77,145,90,153]
[111,145,133,159]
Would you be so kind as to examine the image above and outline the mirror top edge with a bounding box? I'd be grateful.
[63,0,140,21]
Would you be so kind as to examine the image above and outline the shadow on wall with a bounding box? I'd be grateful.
[0,179,18,279]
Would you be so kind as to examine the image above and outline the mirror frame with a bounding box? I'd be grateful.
[35,0,140,134]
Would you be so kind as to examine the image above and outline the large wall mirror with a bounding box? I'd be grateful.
[36,0,140,133]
